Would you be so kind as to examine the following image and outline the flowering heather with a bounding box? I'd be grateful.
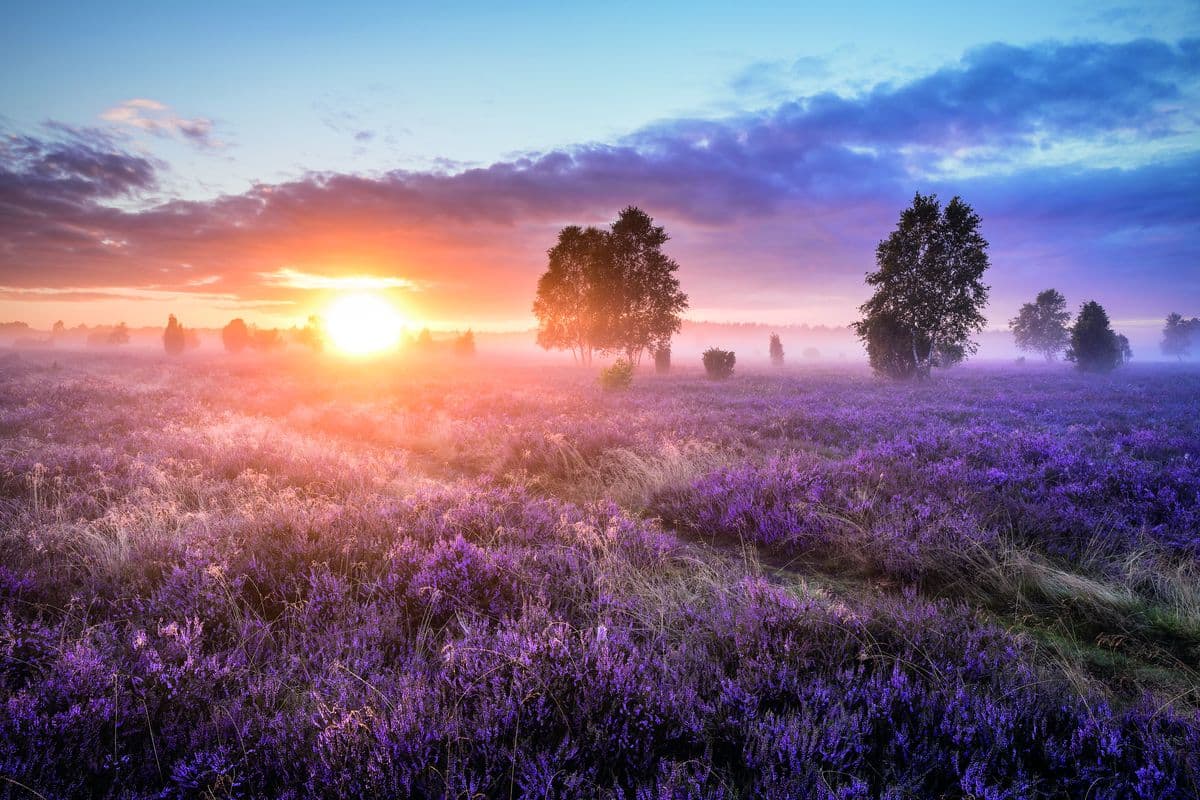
[1,353,1198,798]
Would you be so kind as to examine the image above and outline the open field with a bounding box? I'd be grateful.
[2,352,1198,798]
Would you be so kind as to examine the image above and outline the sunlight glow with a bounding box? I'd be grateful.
[324,292,404,356]
[262,267,420,291]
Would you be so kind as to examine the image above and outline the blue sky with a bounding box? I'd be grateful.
[4,0,1195,193]
[0,1,1198,338]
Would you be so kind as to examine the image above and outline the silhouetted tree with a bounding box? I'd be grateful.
[854,193,990,379]
[222,318,251,353]
[654,346,671,374]
[1066,301,1122,372]
[163,315,186,355]
[602,207,688,363]
[108,322,130,346]
[1161,312,1199,360]
[534,208,687,365]
[454,329,476,357]
[1116,333,1133,364]
[251,328,283,351]
[702,348,735,379]
[534,225,607,365]
[769,333,784,366]
[1010,289,1070,361]
[415,328,434,351]
[51,320,65,338]
[291,316,325,352]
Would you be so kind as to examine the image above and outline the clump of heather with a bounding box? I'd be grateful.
[0,354,1197,798]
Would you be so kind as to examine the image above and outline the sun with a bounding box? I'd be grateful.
[324,292,404,356]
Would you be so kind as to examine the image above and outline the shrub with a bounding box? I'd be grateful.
[654,346,670,374]
[599,358,633,391]
[702,348,735,379]
[455,330,476,357]
[769,333,784,366]
[163,314,186,356]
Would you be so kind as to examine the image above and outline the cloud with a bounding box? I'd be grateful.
[259,268,423,291]
[1,39,1197,324]
[100,98,223,149]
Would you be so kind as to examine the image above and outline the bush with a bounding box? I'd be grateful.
[769,334,784,366]
[163,314,186,356]
[599,358,633,391]
[702,348,735,379]
[455,330,476,357]
[654,346,670,374]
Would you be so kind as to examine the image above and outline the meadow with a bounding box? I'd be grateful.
[1,352,1198,798]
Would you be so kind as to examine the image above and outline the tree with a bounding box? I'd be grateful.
[1066,301,1122,372]
[222,318,251,353]
[769,333,784,366]
[1116,333,1133,364]
[415,328,434,350]
[108,322,130,346]
[51,320,65,338]
[853,193,990,379]
[294,316,325,352]
[251,327,283,351]
[533,225,607,365]
[533,208,687,365]
[163,315,186,355]
[1161,312,1199,360]
[602,207,688,363]
[1010,289,1070,361]
[454,329,476,357]
[654,346,671,374]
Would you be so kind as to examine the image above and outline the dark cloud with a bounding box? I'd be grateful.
[0,125,157,204]
[0,39,1196,321]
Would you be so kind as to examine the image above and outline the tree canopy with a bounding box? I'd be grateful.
[1161,312,1199,360]
[163,315,186,356]
[769,333,784,366]
[222,318,251,353]
[853,193,990,379]
[1066,301,1123,372]
[533,207,687,364]
[1010,289,1070,361]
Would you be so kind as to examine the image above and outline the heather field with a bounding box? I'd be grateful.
[2,352,1199,799]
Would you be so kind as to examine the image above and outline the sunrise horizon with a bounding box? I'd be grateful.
[5,6,1200,797]
[3,2,1198,341]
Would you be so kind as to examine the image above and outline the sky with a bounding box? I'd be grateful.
[1,0,1198,335]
